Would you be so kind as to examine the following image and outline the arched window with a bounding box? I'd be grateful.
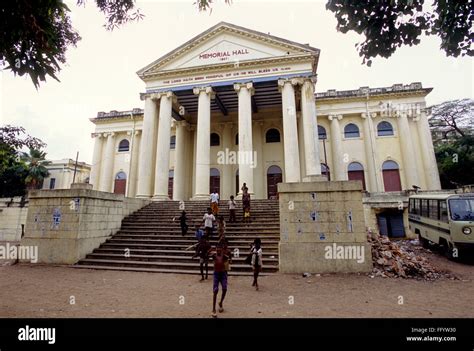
[265,128,281,143]
[318,125,327,140]
[235,133,239,145]
[344,123,360,138]
[321,163,330,181]
[118,139,129,152]
[382,160,402,192]
[210,133,220,146]
[115,171,127,179]
[377,121,394,136]
[170,135,176,149]
[348,162,366,190]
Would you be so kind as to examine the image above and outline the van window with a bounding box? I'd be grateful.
[440,201,448,222]
[429,200,439,220]
[421,199,429,217]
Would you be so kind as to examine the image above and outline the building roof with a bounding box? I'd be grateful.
[136,21,320,78]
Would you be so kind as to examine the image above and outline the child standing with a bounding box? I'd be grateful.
[202,207,216,238]
[228,195,236,223]
[178,211,188,236]
[193,237,211,281]
[210,244,230,318]
[250,238,262,290]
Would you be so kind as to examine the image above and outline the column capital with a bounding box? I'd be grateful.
[361,112,377,119]
[193,86,214,97]
[252,120,264,127]
[134,130,142,136]
[105,132,115,138]
[140,91,177,103]
[277,78,298,92]
[328,114,343,121]
[91,132,103,138]
[174,120,189,128]
[233,82,254,95]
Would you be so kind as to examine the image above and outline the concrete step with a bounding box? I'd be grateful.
[114,234,280,240]
[73,264,273,276]
[99,242,280,251]
[93,247,279,258]
[85,252,279,265]
[76,258,278,272]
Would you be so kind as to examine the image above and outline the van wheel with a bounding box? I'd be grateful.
[419,236,430,249]
[443,242,459,261]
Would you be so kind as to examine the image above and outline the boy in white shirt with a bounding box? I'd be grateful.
[202,207,216,238]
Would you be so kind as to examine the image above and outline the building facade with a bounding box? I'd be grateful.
[89,22,441,202]
[42,159,91,190]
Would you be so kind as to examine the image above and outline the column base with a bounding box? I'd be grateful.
[302,175,327,182]
[152,194,170,201]
[135,194,152,199]
[191,194,210,201]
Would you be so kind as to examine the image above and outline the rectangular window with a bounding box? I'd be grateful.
[409,199,418,214]
[440,201,448,222]
[429,200,439,220]
[421,199,429,217]
[49,178,56,189]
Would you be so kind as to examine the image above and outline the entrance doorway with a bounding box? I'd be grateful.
[267,165,282,199]
[382,160,402,191]
[210,168,220,194]
[114,171,127,195]
[168,170,174,199]
[377,210,405,238]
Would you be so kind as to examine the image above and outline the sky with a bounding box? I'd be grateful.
[1,0,472,164]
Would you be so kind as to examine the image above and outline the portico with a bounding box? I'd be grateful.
[89,22,441,203]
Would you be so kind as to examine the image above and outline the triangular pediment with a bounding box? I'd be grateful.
[137,22,319,78]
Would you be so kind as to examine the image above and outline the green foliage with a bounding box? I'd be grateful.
[0,0,143,88]
[21,148,51,190]
[435,135,474,189]
[0,125,47,197]
[326,0,473,66]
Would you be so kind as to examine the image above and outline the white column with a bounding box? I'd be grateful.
[221,122,233,200]
[415,111,441,190]
[193,86,214,199]
[234,82,255,193]
[153,91,176,200]
[278,79,301,183]
[252,121,264,199]
[328,115,347,181]
[99,132,115,192]
[128,130,141,197]
[361,112,379,192]
[89,133,103,190]
[300,78,321,178]
[173,120,188,201]
[136,95,159,198]
[397,112,420,188]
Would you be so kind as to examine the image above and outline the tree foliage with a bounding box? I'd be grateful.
[326,0,473,66]
[0,126,47,197]
[428,99,474,188]
[435,135,474,189]
[21,149,51,190]
[0,0,143,88]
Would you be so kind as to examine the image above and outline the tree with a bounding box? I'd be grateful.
[0,125,46,197]
[429,99,474,142]
[428,99,474,188]
[0,0,143,88]
[435,135,474,189]
[21,149,51,190]
[326,0,473,66]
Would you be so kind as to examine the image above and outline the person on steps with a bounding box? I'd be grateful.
[228,195,236,223]
[250,238,263,291]
[193,236,211,281]
[202,207,216,238]
[177,210,188,236]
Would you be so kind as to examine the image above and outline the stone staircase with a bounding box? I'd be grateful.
[75,200,280,275]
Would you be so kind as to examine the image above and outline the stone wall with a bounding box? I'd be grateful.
[20,185,150,264]
[278,181,372,273]
[0,197,28,242]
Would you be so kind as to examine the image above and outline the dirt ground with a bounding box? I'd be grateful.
[0,249,473,318]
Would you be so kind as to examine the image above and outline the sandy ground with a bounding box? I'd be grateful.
[0,249,473,318]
